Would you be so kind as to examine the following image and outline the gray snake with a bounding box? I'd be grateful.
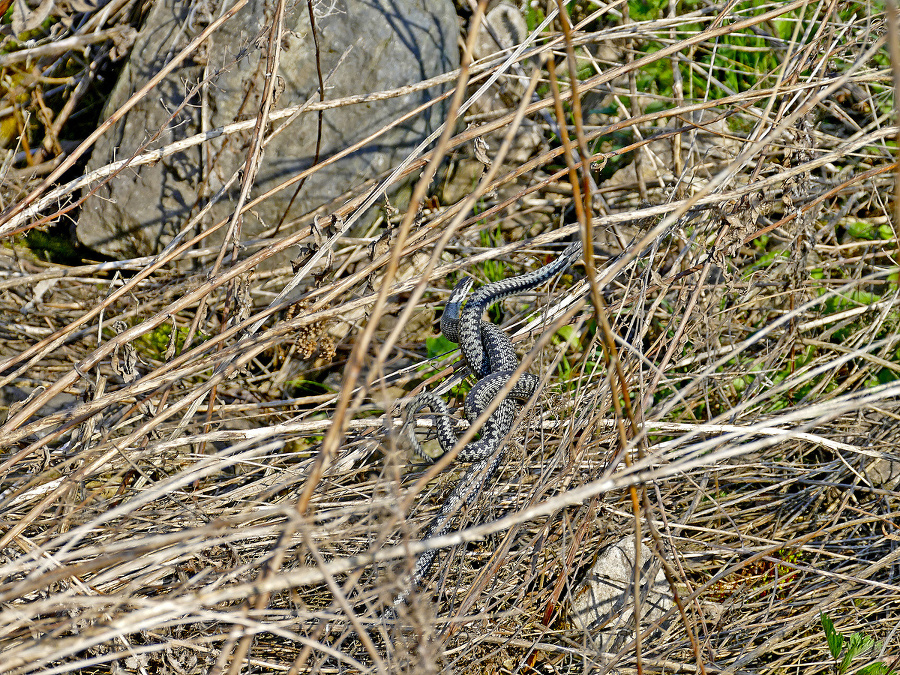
[392,240,583,616]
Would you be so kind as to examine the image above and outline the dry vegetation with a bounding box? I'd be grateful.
[1,0,898,673]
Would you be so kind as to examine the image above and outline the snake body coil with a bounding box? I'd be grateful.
[457,241,583,380]
[393,239,582,616]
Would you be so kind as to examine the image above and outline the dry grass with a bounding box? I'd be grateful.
[1,0,898,673]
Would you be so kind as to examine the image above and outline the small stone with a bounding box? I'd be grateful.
[569,534,673,650]
[473,2,528,61]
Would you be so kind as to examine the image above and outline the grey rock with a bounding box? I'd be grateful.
[473,2,528,61]
[867,454,900,489]
[570,534,673,650]
[464,2,544,167]
[2,384,78,432]
[77,0,459,263]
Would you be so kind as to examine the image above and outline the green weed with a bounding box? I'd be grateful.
[820,613,892,675]
[136,323,205,362]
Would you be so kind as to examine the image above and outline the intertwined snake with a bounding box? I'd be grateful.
[391,240,583,616]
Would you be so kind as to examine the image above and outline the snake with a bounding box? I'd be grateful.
[405,240,583,464]
[389,239,583,617]
[456,241,584,381]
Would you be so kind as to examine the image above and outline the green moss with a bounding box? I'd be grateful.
[135,323,203,361]
[23,227,83,265]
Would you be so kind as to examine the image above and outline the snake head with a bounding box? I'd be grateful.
[440,276,474,342]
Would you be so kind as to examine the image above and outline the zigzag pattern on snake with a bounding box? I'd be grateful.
[390,239,583,617]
